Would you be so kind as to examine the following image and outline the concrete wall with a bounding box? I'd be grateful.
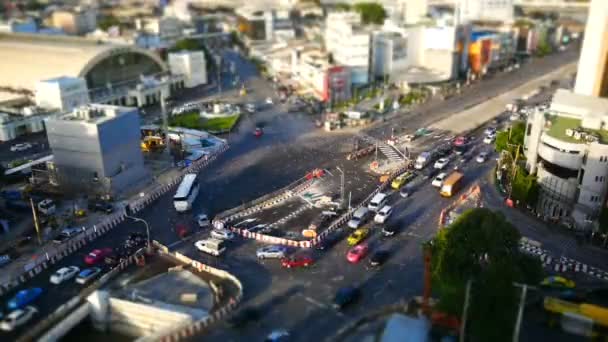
[108,297,192,337]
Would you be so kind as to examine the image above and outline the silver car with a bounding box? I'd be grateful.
[211,228,235,241]
[256,245,287,259]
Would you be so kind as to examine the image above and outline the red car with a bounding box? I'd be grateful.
[84,248,112,265]
[281,255,314,268]
[347,244,369,264]
[175,224,190,239]
[254,127,264,137]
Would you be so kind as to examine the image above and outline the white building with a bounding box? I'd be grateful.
[35,77,90,112]
[169,51,208,88]
[384,0,429,25]
[236,7,294,43]
[324,12,372,85]
[457,0,514,23]
[0,97,56,142]
[524,89,608,226]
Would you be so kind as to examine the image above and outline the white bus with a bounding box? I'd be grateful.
[174,174,199,212]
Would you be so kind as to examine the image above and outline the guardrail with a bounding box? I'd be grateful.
[151,241,243,341]
[0,143,229,297]
[17,248,144,342]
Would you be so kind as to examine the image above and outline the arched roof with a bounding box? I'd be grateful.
[0,33,167,91]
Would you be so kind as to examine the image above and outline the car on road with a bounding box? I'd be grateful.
[382,224,398,237]
[347,244,369,264]
[391,172,415,189]
[7,288,42,310]
[265,329,290,342]
[195,238,226,256]
[369,250,390,267]
[434,157,450,170]
[37,199,56,215]
[245,103,256,113]
[76,267,102,285]
[281,255,314,268]
[88,200,113,213]
[196,213,210,228]
[0,306,37,331]
[50,266,80,284]
[374,205,393,224]
[483,133,496,144]
[211,228,235,241]
[476,152,489,163]
[347,207,370,229]
[400,185,414,198]
[432,173,447,187]
[265,97,273,105]
[333,286,360,310]
[256,245,287,259]
[315,232,343,251]
[52,227,82,244]
[10,143,32,152]
[368,192,388,212]
[84,248,113,265]
[422,167,440,180]
[484,127,497,136]
[347,228,370,246]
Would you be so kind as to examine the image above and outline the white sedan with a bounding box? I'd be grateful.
[50,266,80,284]
[483,134,496,144]
[10,143,32,152]
[0,306,37,331]
[432,173,447,187]
[434,158,450,170]
[374,205,393,224]
[476,152,489,163]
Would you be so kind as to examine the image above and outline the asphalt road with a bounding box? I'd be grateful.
[0,47,587,340]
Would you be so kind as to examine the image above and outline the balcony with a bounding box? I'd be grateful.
[537,142,583,171]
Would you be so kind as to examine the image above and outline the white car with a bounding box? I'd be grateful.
[0,306,37,331]
[484,127,497,136]
[196,213,210,228]
[434,158,450,170]
[432,173,447,187]
[483,133,496,144]
[476,152,489,163]
[50,266,80,284]
[265,97,274,105]
[75,267,102,285]
[256,245,287,259]
[374,205,393,224]
[211,228,235,241]
[10,143,32,152]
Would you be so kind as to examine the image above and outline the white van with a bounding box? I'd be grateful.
[348,207,370,229]
[194,238,226,256]
[368,193,388,212]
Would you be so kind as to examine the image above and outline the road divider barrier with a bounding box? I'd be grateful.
[0,143,228,298]
[152,241,243,341]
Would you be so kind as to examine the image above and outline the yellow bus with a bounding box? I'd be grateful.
[440,172,464,197]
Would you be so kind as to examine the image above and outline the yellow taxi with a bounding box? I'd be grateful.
[391,172,414,189]
[347,228,370,246]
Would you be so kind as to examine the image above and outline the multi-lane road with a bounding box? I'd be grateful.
[0,46,590,340]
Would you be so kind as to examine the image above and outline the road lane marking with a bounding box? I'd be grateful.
[300,294,328,309]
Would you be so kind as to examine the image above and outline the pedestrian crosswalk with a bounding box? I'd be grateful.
[357,134,405,163]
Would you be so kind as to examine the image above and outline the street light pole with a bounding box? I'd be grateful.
[126,214,151,252]
[336,167,345,209]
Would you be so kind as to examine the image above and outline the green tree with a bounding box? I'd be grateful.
[429,208,543,342]
[98,15,121,31]
[353,2,387,25]
[511,165,539,206]
[495,121,525,155]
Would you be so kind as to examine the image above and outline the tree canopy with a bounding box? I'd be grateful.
[429,208,543,341]
[353,2,387,25]
[495,121,525,156]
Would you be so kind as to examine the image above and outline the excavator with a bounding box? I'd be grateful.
[141,136,165,152]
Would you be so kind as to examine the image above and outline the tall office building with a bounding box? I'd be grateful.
[574,0,608,98]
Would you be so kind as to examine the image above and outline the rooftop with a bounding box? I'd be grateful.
[545,115,608,144]
[55,104,133,125]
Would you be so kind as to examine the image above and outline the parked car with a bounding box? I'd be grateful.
[432,173,447,187]
[374,206,393,224]
[281,255,314,268]
[50,266,80,284]
[346,244,369,264]
[7,288,42,310]
[333,286,360,310]
[256,245,288,259]
[0,306,37,331]
[369,250,390,267]
[347,228,369,246]
[84,248,113,265]
[88,200,113,214]
[476,152,489,163]
[76,267,102,285]
[434,158,450,170]
[211,228,235,241]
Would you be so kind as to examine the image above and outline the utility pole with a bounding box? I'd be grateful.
[337,167,345,208]
[513,283,531,342]
[460,279,473,342]
[29,198,42,245]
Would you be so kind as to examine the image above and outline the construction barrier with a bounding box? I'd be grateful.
[153,241,243,341]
